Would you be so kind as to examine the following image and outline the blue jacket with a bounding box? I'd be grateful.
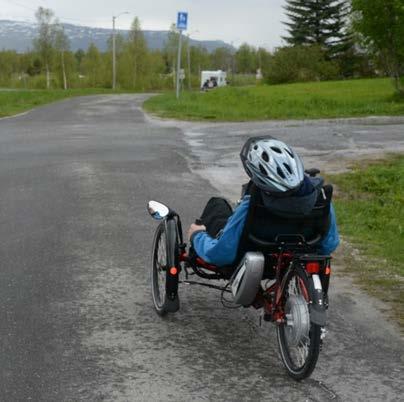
[192,196,340,267]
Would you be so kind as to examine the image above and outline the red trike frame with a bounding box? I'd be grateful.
[179,249,331,323]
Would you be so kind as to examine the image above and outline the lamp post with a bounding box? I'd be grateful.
[112,11,129,90]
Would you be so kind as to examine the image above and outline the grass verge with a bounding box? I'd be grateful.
[144,78,404,121]
[0,88,134,118]
[330,155,404,326]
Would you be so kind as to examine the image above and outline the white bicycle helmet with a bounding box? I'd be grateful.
[240,136,305,194]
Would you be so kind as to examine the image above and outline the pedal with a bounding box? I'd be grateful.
[259,312,272,326]
[324,294,329,310]
[263,313,272,322]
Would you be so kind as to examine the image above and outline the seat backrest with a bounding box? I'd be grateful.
[235,183,332,263]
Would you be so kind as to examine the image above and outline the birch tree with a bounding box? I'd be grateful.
[33,7,57,89]
[128,17,148,89]
[54,26,70,89]
[352,0,404,94]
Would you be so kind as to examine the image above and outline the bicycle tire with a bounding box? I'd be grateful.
[151,219,179,315]
[277,265,321,380]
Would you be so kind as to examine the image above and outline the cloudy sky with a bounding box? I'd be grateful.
[1,0,288,49]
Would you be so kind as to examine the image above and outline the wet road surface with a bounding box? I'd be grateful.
[147,115,404,200]
[0,95,403,401]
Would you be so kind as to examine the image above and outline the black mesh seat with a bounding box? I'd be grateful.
[235,183,333,273]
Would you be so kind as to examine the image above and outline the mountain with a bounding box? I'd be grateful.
[0,20,232,53]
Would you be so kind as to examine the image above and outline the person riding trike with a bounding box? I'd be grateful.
[147,136,339,380]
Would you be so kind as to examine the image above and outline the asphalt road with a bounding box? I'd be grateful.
[0,95,403,401]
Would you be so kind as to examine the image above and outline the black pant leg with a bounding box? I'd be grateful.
[199,197,233,237]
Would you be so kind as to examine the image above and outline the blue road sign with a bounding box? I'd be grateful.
[177,12,188,30]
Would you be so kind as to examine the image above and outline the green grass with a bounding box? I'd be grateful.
[144,78,404,121]
[0,88,134,118]
[330,156,404,324]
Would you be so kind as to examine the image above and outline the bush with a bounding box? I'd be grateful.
[265,45,340,84]
[230,74,257,86]
[8,74,60,89]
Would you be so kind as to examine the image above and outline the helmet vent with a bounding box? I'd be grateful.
[241,137,304,194]
[283,163,292,174]
[277,166,286,179]
[259,164,268,176]
[285,148,294,158]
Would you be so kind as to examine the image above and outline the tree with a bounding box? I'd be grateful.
[83,43,103,87]
[266,45,339,84]
[163,24,183,87]
[0,51,18,86]
[27,57,42,77]
[54,25,70,89]
[283,0,351,58]
[75,49,85,74]
[257,47,272,79]
[127,17,148,89]
[33,7,57,89]
[190,46,210,75]
[146,50,167,89]
[235,43,257,73]
[352,0,404,94]
[210,46,233,71]
[107,33,125,55]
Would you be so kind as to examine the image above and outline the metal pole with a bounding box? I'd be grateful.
[112,16,116,90]
[187,34,191,90]
[176,30,183,99]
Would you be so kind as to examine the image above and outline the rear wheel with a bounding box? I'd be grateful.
[151,220,179,315]
[277,266,321,380]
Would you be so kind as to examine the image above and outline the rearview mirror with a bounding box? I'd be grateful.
[147,201,170,220]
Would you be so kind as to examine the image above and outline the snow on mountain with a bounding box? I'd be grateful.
[0,20,232,53]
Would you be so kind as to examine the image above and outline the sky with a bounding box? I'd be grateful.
[0,0,288,49]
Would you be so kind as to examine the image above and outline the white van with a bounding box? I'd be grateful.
[200,70,227,89]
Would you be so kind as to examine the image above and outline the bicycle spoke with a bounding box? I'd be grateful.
[278,267,321,379]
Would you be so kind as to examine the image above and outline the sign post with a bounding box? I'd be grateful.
[176,12,188,99]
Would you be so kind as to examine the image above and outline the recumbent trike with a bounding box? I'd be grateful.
[146,171,332,380]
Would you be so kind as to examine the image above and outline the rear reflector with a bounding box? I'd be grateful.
[169,267,178,275]
[306,262,320,274]
[325,266,331,275]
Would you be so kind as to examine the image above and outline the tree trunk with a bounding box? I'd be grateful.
[61,51,67,90]
[385,2,403,96]
[392,70,404,96]
[133,56,137,89]
[172,57,176,88]
[390,48,404,96]
[46,63,50,89]
[387,45,404,96]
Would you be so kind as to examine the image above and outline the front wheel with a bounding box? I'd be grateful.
[277,266,321,380]
[151,219,179,315]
